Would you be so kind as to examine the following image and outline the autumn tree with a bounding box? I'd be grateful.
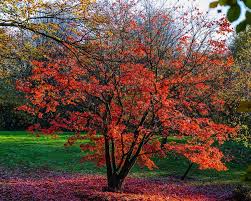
[17,0,237,192]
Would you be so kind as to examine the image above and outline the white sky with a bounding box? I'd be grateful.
[171,0,246,27]
[166,0,226,17]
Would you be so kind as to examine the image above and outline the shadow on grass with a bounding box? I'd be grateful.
[0,131,250,183]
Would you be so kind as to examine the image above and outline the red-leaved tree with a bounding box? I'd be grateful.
[17,1,237,192]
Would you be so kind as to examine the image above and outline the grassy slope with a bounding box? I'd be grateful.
[0,131,250,184]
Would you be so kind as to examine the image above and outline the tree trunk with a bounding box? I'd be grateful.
[105,174,124,192]
[181,162,193,180]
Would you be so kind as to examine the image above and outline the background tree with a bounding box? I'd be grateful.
[0,0,107,130]
[0,28,34,130]
[209,0,251,32]
[222,25,251,148]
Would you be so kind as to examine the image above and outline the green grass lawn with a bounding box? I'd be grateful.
[0,131,250,184]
